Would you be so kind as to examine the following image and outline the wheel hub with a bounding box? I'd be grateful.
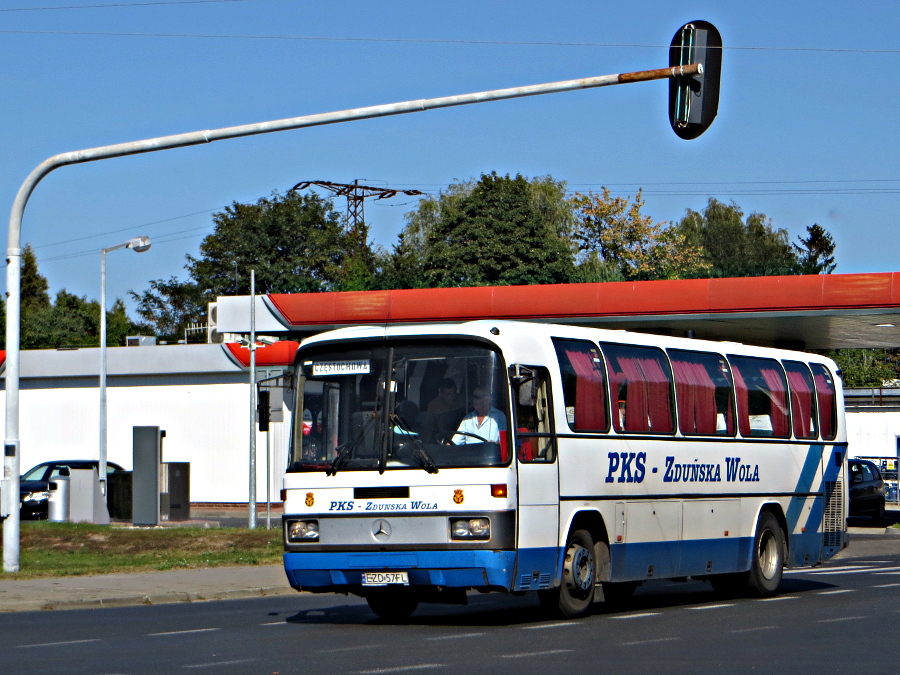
[564,544,594,592]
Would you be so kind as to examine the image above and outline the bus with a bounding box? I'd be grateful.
[281,320,847,619]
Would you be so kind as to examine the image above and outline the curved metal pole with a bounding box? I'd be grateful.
[2,62,700,572]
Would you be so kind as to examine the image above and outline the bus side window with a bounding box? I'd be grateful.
[551,338,609,432]
[514,368,556,463]
[601,343,675,434]
[810,363,838,441]
[729,356,790,438]
[669,349,735,436]
[783,360,818,440]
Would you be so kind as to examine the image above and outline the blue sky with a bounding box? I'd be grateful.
[2,0,898,312]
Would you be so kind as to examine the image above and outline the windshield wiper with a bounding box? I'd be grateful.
[326,412,377,476]
[389,413,438,474]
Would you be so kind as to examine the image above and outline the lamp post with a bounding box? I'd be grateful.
[99,236,151,497]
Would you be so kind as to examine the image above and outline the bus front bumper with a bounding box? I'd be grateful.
[283,550,517,592]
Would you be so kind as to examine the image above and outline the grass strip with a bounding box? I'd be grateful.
[0,522,283,579]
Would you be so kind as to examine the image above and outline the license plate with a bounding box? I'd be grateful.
[362,572,409,586]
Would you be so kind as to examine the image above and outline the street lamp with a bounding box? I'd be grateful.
[99,236,151,497]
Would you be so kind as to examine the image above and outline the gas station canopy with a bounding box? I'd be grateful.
[214,272,900,350]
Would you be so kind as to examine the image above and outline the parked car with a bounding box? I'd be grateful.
[19,460,125,520]
[848,459,886,523]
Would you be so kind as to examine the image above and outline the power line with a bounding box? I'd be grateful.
[0,0,251,11]
[1,28,898,54]
[33,206,224,251]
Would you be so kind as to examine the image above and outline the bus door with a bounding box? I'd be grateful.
[510,366,559,589]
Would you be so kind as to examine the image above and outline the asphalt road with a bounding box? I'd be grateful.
[2,534,897,675]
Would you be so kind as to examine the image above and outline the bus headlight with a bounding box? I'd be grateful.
[450,517,490,540]
[287,520,319,542]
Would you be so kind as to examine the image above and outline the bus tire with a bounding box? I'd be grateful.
[747,512,785,597]
[557,528,596,618]
[365,588,419,621]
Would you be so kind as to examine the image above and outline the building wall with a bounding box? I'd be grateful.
[2,344,292,504]
[846,411,900,461]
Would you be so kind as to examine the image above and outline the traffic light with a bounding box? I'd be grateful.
[669,21,722,140]
[257,389,271,432]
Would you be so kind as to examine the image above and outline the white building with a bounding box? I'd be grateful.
[1,341,296,504]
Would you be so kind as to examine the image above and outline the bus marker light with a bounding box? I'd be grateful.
[280,489,287,502]
[491,484,508,498]
[616,535,623,542]
[724,531,729,536]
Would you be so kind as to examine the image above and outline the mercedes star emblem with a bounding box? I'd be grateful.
[371,519,392,541]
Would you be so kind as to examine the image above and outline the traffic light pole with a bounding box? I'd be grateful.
[4,61,700,572]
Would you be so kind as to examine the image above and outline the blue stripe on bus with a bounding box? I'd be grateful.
[785,444,824,535]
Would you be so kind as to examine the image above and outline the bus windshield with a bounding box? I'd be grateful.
[288,340,509,473]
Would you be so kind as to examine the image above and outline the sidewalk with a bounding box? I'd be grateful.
[0,564,294,613]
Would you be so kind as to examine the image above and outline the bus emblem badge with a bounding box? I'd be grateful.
[453,489,464,504]
[305,492,314,507]
[372,519,392,541]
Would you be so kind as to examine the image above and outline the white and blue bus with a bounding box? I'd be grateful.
[281,320,847,619]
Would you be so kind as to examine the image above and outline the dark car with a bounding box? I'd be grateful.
[848,459,886,523]
[20,460,124,519]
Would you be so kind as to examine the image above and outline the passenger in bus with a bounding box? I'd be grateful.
[393,400,423,435]
[424,377,466,442]
[428,377,462,415]
[452,386,507,444]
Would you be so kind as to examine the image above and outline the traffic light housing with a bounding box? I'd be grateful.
[257,389,271,432]
[669,20,722,140]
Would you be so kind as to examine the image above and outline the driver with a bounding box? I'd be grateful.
[452,386,507,444]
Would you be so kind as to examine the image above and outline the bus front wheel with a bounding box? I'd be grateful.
[555,529,597,618]
[747,512,785,597]
[365,588,419,621]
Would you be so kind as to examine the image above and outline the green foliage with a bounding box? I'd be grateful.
[187,191,355,296]
[21,244,50,313]
[571,189,710,281]
[397,173,575,288]
[823,349,899,388]
[129,276,207,343]
[793,224,837,274]
[675,198,799,277]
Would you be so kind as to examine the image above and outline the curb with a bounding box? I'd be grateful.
[0,586,297,614]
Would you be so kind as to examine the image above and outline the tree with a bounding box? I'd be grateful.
[675,198,798,277]
[571,188,709,281]
[130,276,206,343]
[420,173,576,287]
[186,191,357,297]
[22,244,50,313]
[377,180,474,290]
[793,224,837,274]
[823,349,898,387]
[133,191,373,339]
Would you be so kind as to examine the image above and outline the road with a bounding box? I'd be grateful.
[1,534,897,675]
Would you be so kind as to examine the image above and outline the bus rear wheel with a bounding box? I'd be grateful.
[747,512,785,597]
[365,588,419,621]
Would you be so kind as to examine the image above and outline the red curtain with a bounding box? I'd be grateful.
[760,367,790,437]
[813,366,837,440]
[608,352,672,433]
[672,358,718,434]
[785,365,816,439]
[732,365,751,437]
[637,357,674,433]
[564,347,607,430]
